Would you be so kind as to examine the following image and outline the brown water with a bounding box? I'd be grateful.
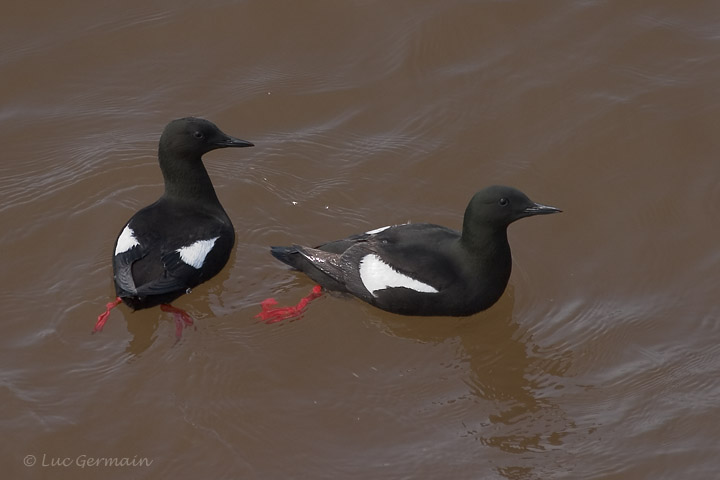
[2,1,719,478]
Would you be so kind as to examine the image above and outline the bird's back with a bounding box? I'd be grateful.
[112,198,234,309]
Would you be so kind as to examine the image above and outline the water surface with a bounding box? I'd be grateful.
[2,1,719,479]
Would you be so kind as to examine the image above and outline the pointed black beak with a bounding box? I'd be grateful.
[217,135,254,148]
[523,202,562,216]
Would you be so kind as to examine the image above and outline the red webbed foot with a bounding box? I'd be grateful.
[160,304,195,339]
[255,285,323,324]
[93,297,122,333]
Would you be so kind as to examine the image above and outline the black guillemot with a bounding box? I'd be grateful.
[258,185,560,321]
[95,117,253,337]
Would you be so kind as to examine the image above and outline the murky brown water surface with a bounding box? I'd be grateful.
[2,1,719,478]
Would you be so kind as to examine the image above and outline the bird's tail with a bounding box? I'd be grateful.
[270,246,301,269]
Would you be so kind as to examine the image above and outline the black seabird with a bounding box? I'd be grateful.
[95,117,254,337]
[260,185,560,320]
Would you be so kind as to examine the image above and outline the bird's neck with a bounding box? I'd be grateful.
[158,151,222,207]
[458,224,513,307]
[460,224,511,262]
[459,213,513,281]
[459,201,512,262]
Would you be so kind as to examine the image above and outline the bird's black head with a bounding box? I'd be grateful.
[159,117,254,158]
[157,117,254,203]
[464,185,561,230]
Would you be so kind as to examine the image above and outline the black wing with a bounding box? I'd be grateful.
[296,223,463,299]
[112,201,233,300]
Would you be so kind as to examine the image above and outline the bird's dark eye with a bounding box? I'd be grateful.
[193,131,204,139]
[499,198,509,206]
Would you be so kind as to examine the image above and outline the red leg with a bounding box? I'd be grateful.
[160,304,194,339]
[255,285,323,324]
[93,297,122,333]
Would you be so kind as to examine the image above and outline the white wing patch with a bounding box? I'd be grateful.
[115,225,140,255]
[359,254,438,296]
[176,237,219,269]
[365,225,392,235]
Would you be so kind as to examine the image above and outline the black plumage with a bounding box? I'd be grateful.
[270,186,560,317]
[95,117,253,334]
